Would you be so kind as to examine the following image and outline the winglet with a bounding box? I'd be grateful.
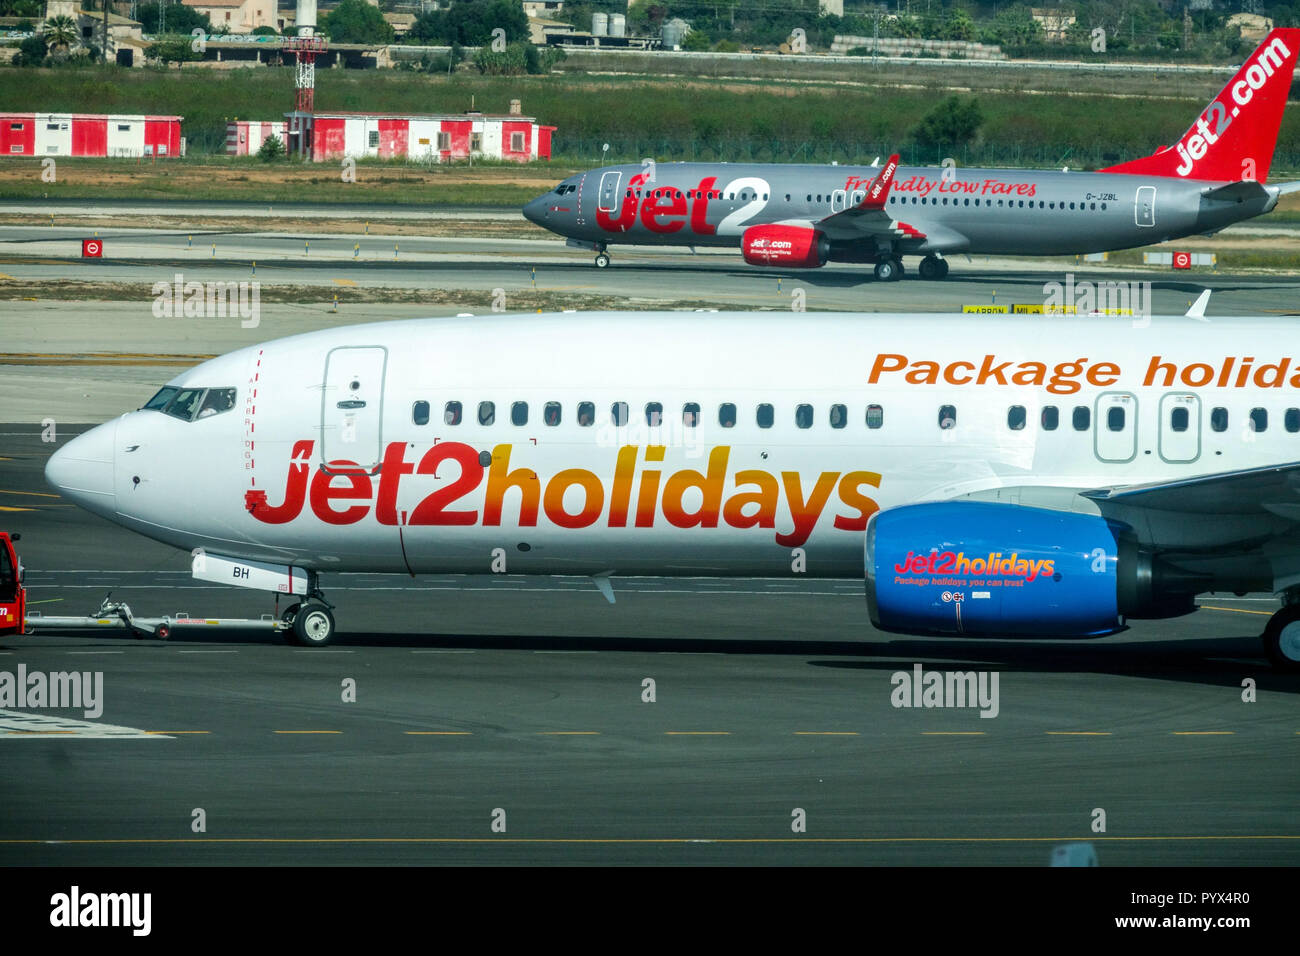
[860,153,900,210]
[1185,289,1212,320]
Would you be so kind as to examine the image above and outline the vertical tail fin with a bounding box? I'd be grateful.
[1101,28,1300,183]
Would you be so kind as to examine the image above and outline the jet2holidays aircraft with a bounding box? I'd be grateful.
[37,308,1300,669]
[524,29,1300,280]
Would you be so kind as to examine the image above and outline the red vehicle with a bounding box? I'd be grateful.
[0,532,25,636]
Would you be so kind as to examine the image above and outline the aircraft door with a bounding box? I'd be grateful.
[1158,393,1200,464]
[1135,185,1156,227]
[321,346,387,473]
[598,171,622,213]
[1094,392,1137,464]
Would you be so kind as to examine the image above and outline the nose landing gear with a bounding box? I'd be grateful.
[280,571,337,647]
[918,255,950,280]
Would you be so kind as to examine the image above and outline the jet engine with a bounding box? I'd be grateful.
[865,501,1198,637]
[741,225,829,268]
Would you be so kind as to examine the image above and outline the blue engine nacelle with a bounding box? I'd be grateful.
[866,502,1129,638]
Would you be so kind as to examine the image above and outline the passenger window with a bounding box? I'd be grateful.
[577,402,595,426]
[478,401,495,426]
[756,404,774,429]
[444,401,462,426]
[1287,408,1300,433]
[938,405,956,429]
[795,404,813,429]
[1072,406,1090,431]
[1007,405,1026,430]
[1211,407,1228,432]
[1250,408,1268,432]
[829,404,847,429]
[544,402,561,426]
[718,403,737,428]
[1041,406,1059,430]
[511,401,528,426]
[611,402,629,427]
[866,404,884,429]
[646,402,663,427]
[196,387,236,419]
[1170,406,1188,432]
[682,402,700,427]
[1107,407,1125,432]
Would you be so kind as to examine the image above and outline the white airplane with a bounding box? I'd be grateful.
[41,308,1300,669]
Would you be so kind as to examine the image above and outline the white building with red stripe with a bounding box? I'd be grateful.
[274,110,555,163]
[0,113,182,158]
[225,120,288,157]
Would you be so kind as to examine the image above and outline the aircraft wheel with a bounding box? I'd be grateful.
[594,253,611,268]
[292,603,335,647]
[280,602,301,644]
[919,256,948,280]
[873,258,900,282]
[1262,605,1300,672]
[892,258,905,278]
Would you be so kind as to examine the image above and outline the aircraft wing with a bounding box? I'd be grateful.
[811,153,968,252]
[1079,462,1300,559]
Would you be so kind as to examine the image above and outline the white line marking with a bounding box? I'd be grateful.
[0,709,171,739]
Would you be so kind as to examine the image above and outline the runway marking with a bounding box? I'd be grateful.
[538,731,600,735]
[0,488,60,498]
[0,710,170,739]
[922,732,985,736]
[5,835,1300,846]
[1172,731,1234,735]
[411,650,476,654]
[665,731,730,736]
[332,278,357,286]
[65,651,123,655]
[273,730,342,735]
[1046,732,1112,736]
[1200,605,1273,616]
[0,507,34,512]
[177,650,238,654]
[405,731,472,735]
[146,731,210,735]
[794,732,860,736]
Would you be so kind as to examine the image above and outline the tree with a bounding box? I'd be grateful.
[41,14,80,54]
[912,95,983,151]
[0,0,42,16]
[319,0,395,45]
[15,33,47,65]
[147,36,202,64]
[252,25,278,36]
[408,0,528,46]
[135,2,212,36]
[258,134,285,161]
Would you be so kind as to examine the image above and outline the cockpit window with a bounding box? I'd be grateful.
[142,387,178,411]
[163,388,205,421]
[197,388,237,419]
[145,386,237,422]
[553,183,575,195]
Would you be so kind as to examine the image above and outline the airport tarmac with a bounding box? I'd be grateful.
[1,425,1297,866]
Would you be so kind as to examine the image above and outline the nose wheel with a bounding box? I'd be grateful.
[280,573,337,647]
[594,252,611,268]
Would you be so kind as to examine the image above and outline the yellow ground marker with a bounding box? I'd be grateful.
[273,730,342,735]
[1199,605,1272,616]
[405,731,471,736]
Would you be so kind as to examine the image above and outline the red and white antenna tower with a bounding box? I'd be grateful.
[284,1,326,155]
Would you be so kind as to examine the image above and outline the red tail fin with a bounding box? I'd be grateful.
[1101,28,1300,183]
[860,154,900,209]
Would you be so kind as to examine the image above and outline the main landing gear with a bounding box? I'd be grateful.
[1262,602,1300,672]
[918,255,950,280]
[280,571,336,647]
[873,258,904,282]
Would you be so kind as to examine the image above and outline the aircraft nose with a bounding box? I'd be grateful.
[45,419,117,519]
[522,194,550,226]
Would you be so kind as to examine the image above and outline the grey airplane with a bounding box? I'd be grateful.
[524,28,1300,281]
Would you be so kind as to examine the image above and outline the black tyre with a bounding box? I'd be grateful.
[918,256,948,280]
[1262,605,1300,672]
[292,603,336,647]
